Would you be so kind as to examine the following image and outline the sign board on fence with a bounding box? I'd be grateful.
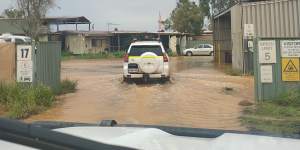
[244,24,254,37]
[16,45,33,83]
[281,58,300,81]
[17,61,33,82]
[17,45,32,61]
[260,65,273,83]
[281,40,300,57]
[259,40,276,64]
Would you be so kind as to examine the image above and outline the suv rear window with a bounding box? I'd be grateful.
[129,45,163,56]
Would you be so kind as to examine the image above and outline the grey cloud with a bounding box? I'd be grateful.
[0,0,176,31]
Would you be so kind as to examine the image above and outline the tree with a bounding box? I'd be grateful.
[3,8,24,18]
[199,0,210,18]
[15,0,56,41]
[164,18,173,31]
[169,0,204,34]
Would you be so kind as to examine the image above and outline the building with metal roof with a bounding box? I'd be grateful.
[213,0,300,73]
[0,16,92,35]
[0,16,189,54]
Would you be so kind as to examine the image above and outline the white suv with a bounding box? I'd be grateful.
[123,41,170,82]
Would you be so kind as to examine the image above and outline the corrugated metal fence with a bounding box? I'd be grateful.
[242,0,300,38]
[254,38,300,101]
[0,42,61,92]
[34,42,61,92]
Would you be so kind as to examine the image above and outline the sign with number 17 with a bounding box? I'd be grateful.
[17,45,32,61]
[16,45,33,83]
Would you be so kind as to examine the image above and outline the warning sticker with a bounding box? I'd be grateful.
[282,58,300,81]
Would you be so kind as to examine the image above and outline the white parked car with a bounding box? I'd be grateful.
[123,41,170,82]
[0,34,31,44]
[183,44,214,56]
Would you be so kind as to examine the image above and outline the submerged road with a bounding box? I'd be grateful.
[27,56,254,130]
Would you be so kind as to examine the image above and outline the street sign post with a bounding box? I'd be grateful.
[281,40,300,57]
[16,45,33,83]
[258,40,276,64]
[244,24,254,38]
[260,65,273,83]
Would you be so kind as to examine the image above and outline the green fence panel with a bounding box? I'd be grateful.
[254,38,300,101]
[34,41,61,92]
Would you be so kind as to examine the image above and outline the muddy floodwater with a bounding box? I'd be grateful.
[27,56,254,131]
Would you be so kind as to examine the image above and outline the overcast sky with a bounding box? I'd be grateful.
[0,0,177,31]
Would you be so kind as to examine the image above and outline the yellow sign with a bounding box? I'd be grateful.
[282,58,300,81]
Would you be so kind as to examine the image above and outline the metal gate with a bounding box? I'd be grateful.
[254,38,300,101]
[34,42,61,92]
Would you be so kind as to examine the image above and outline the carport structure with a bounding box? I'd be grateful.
[43,16,92,32]
[0,16,92,37]
[213,0,300,73]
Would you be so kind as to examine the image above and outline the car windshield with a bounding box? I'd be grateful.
[129,45,163,56]
[0,0,300,149]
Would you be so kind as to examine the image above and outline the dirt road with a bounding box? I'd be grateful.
[27,56,254,130]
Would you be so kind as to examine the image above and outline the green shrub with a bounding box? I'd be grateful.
[0,82,54,119]
[241,90,300,135]
[61,51,73,57]
[274,90,300,107]
[57,79,78,95]
[111,51,126,58]
[167,50,177,57]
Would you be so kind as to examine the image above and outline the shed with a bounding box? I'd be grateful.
[63,31,112,54]
[213,0,300,72]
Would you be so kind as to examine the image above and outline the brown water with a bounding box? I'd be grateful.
[26,56,254,131]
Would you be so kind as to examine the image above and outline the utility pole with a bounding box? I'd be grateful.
[107,22,120,51]
[107,22,120,32]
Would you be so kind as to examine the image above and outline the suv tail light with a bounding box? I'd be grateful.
[163,53,168,62]
[124,53,129,62]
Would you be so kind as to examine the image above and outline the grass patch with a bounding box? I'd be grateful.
[0,79,78,119]
[241,90,300,135]
[0,82,55,119]
[57,79,78,95]
[111,51,126,58]
[62,51,125,60]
